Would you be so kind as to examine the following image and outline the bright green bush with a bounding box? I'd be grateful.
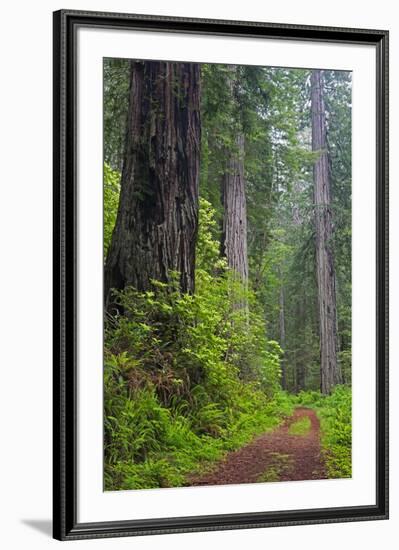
[317,385,352,478]
[103,163,120,257]
[295,389,325,408]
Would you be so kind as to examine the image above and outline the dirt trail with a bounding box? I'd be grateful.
[190,407,326,486]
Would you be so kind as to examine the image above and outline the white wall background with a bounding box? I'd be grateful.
[0,0,396,547]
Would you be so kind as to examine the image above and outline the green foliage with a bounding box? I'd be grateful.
[103,58,130,170]
[317,386,352,478]
[103,163,120,258]
[196,198,226,273]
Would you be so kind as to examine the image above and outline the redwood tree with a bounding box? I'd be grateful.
[104,61,201,305]
[221,67,249,285]
[279,280,287,390]
[311,69,342,394]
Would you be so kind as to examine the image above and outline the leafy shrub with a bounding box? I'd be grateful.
[103,163,120,257]
[295,389,325,408]
[317,385,352,478]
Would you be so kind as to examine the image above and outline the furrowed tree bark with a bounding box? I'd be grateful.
[104,61,201,306]
[221,133,248,283]
[221,67,249,287]
[311,69,342,394]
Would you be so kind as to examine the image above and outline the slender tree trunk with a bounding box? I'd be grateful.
[311,69,342,394]
[278,273,287,390]
[104,61,201,305]
[221,67,248,286]
[295,297,306,393]
[296,360,305,393]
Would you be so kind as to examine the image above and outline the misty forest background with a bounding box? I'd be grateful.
[103,59,352,491]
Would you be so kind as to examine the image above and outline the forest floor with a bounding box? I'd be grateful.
[189,407,327,486]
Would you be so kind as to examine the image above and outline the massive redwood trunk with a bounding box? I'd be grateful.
[221,67,248,285]
[104,61,201,305]
[311,69,342,394]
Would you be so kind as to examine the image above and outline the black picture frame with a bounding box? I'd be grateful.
[53,9,389,541]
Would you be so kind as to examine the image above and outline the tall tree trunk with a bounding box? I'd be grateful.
[221,133,248,283]
[311,69,342,394]
[104,61,201,305]
[279,281,287,390]
[296,360,305,393]
[295,297,306,393]
[221,67,248,285]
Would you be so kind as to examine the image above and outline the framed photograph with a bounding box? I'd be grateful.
[53,9,388,541]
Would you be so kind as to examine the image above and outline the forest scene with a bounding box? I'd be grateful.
[103,58,352,491]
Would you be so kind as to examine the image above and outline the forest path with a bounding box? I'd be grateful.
[190,408,327,486]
